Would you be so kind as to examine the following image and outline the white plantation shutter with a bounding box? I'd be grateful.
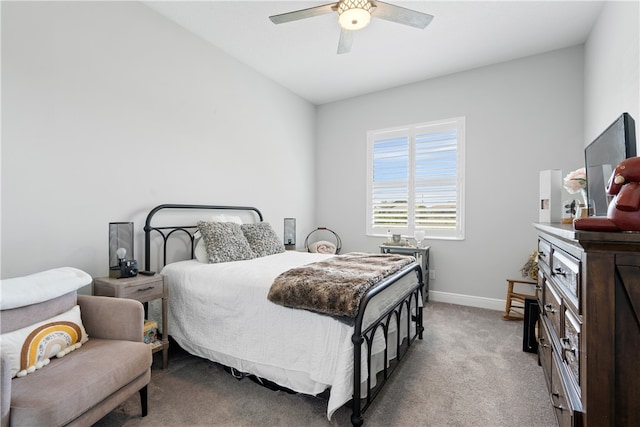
[367,118,465,240]
[370,133,410,230]
[414,124,459,232]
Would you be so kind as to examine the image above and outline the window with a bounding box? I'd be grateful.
[366,117,465,240]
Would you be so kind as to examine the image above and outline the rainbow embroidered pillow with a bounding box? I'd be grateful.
[0,305,89,378]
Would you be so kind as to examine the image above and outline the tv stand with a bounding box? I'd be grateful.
[534,223,640,426]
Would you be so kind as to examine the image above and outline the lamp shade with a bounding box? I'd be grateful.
[109,222,134,268]
[284,218,296,248]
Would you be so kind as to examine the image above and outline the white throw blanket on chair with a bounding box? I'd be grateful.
[0,267,92,310]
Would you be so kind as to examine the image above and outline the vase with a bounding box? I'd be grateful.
[580,189,588,206]
[575,203,588,219]
[579,189,595,216]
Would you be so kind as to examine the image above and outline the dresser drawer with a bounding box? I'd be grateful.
[552,250,580,310]
[538,319,553,389]
[551,353,576,427]
[543,278,562,340]
[538,238,552,269]
[562,308,581,394]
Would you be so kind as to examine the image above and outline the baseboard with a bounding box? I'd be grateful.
[428,290,505,312]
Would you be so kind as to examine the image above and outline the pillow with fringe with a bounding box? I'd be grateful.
[0,305,89,378]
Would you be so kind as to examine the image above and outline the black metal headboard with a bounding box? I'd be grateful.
[143,204,263,271]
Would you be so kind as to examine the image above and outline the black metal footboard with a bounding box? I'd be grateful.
[350,263,424,426]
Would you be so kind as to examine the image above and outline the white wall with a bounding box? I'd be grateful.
[3,1,637,309]
[584,0,640,146]
[316,46,585,308]
[1,2,317,279]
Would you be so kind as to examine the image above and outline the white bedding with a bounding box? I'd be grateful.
[154,251,418,419]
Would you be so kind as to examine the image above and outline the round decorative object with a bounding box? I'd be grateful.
[304,227,342,254]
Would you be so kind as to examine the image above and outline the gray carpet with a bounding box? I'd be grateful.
[95,302,557,426]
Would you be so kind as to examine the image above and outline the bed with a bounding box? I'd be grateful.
[144,204,424,426]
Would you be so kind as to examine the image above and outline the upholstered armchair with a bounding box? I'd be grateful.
[0,268,152,427]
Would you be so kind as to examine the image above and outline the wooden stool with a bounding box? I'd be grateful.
[503,278,537,320]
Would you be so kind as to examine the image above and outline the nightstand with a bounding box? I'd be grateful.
[380,245,430,302]
[93,274,169,369]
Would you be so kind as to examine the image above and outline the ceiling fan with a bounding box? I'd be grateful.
[269,0,434,54]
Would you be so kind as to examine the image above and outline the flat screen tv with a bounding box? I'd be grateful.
[585,112,637,216]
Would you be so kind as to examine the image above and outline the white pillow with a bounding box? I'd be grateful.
[194,232,208,263]
[207,214,242,224]
[0,305,89,378]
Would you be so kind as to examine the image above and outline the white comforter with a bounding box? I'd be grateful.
[157,251,366,419]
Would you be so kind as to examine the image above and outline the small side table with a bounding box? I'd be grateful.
[93,274,169,369]
[380,245,430,302]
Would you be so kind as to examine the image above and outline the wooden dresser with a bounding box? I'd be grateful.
[534,223,640,427]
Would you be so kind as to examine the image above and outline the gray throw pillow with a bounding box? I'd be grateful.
[241,222,286,258]
[197,221,255,263]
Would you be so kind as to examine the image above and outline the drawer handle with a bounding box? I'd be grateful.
[554,267,566,276]
[551,391,564,411]
[544,304,557,315]
[538,251,547,259]
[561,338,576,356]
[137,286,154,292]
[539,337,549,348]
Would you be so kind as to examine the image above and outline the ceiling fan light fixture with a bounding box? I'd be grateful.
[338,0,372,31]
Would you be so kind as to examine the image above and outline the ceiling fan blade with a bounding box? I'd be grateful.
[337,28,354,54]
[371,1,434,29]
[269,3,337,24]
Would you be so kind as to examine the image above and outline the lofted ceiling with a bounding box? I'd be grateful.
[143,1,604,105]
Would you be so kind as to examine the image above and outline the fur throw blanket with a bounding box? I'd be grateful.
[268,252,415,318]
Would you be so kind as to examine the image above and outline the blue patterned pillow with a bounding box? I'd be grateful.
[197,221,255,263]
[241,222,285,257]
